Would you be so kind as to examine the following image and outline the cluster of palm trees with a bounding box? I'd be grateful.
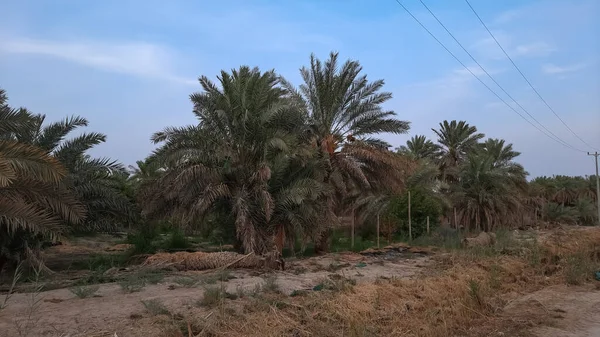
[397,121,598,232]
[139,53,413,254]
[1,52,597,269]
[0,89,135,270]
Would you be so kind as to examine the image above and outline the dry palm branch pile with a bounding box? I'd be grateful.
[142,249,284,271]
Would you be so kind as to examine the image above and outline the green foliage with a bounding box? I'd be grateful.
[385,189,442,239]
[69,285,100,298]
[71,253,128,273]
[197,286,224,308]
[165,229,190,250]
[173,277,198,288]
[126,227,159,255]
[331,230,377,252]
[564,252,600,285]
[141,299,170,316]
[119,275,146,293]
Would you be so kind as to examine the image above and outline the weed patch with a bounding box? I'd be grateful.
[119,275,146,293]
[69,285,100,298]
[141,299,170,316]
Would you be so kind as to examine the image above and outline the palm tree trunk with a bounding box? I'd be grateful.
[0,255,7,275]
[274,224,285,255]
[315,230,331,255]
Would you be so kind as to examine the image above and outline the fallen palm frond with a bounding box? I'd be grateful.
[142,251,283,271]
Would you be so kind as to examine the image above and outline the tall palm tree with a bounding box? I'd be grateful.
[432,120,484,181]
[7,112,134,232]
[397,135,440,160]
[143,66,331,254]
[0,89,85,272]
[282,52,411,252]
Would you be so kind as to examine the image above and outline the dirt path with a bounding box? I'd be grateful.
[504,285,600,337]
[0,253,429,337]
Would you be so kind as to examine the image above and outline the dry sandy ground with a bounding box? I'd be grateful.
[0,252,429,337]
[1,230,599,337]
[504,285,600,337]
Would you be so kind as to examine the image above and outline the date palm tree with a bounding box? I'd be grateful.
[6,108,134,231]
[0,89,85,272]
[433,120,484,181]
[282,52,411,252]
[451,139,526,231]
[143,66,332,254]
[397,135,440,160]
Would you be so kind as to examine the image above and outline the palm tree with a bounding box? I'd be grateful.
[432,120,484,181]
[397,135,440,160]
[451,153,521,231]
[282,52,411,252]
[0,89,85,272]
[143,66,331,254]
[7,111,134,232]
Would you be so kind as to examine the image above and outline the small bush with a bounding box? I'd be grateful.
[141,299,170,316]
[173,277,198,288]
[197,286,223,308]
[468,279,484,307]
[138,270,165,285]
[119,275,146,293]
[564,252,598,285]
[489,264,501,290]
[69,285,100,298]
[164,229,191,250]
[315,274,356,292]
[127,228,159,255]
[71,254,127,273]
[262,275,279,293]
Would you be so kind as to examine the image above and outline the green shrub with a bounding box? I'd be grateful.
[385,189,442,239]
[197,286,223,307]
[69,285,100,298]
[119,275,146,293]
[164,229,190,250]
[141,299,170,316]
[127,227,159,254]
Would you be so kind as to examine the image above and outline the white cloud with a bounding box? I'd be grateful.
[542,62,587,74]
[493,9,524,25]
[0,37,195,84]
[512,42,556,57]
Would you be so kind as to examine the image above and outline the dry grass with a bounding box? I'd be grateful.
[179,227,600,337]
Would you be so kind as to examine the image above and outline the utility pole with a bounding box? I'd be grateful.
[588,152,600,226]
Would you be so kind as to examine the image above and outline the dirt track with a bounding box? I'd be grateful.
[1,227,599,337]
[505,285,600,337]
[0,252,430,337]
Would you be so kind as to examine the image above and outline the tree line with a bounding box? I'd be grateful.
[1,52,597,271]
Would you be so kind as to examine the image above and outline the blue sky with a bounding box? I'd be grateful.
[0,0,598,177]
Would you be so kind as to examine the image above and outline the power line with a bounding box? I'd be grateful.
[416,0,583,152]
[391,0,586,153]
[464,0,600,152]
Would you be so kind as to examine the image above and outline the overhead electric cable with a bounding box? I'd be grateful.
[463,0,599,151]
[392,0,586,153]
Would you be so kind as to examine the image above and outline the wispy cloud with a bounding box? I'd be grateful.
[472,33,556,60]
[512,42,556,58]
[493,9,524,25]
[542,62,587,74]
[0,37,195,84]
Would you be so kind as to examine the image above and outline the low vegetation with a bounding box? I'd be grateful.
[69,285,100,299]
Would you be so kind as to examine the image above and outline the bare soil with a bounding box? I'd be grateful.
[1,227,599,337]
[504,285,600,337]
[0,247,430,336]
